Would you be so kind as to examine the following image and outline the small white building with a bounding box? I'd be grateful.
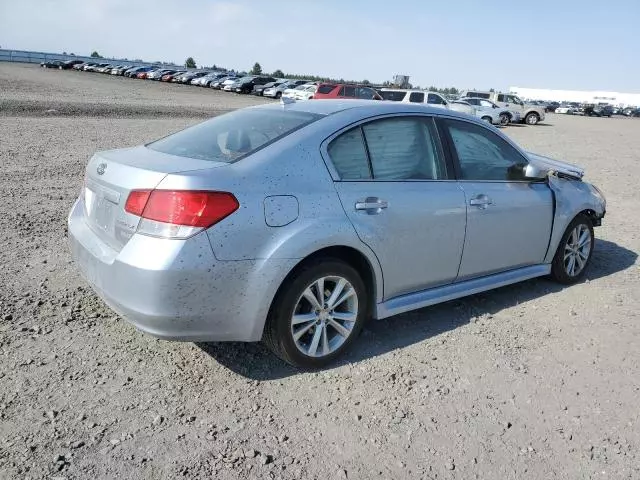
[509,86,640,107]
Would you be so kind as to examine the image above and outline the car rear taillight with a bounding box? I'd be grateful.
[125,190,239,239]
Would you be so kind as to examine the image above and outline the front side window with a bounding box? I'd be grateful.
[409,92,425,103]
[427,93,445,105]
[444,119,528,181]
[507,95,523,105]
[356,87,377,99]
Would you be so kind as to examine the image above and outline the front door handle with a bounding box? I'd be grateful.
[355,197,388,214]
[469,194,493,209]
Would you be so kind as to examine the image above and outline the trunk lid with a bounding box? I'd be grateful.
[83,146,227,252]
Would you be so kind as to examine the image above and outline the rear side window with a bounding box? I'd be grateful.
[409,92,425,103]
[339,86,356,98]
[362,118,446,180]
[148,109,321,163]
[317,84,337,94]
[380,91,406,101]
[497,94,507,102]
[327,129,371,180]
[467,92,490,99]
[326,117,447,181]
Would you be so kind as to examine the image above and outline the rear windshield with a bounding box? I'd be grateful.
[317,84,337,94]
[147,108,322,163]
[380,91,406,101]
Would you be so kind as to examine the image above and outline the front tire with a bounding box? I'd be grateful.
[481,116,493,124]
[263,259,368,368]
[550,214,594,284]
[499,113,510,126]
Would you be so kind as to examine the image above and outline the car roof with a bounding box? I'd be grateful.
[251,99,472,118]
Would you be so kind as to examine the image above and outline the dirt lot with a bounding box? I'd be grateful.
[1,62,639,480]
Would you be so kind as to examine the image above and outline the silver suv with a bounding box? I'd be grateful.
[460,91,546,125]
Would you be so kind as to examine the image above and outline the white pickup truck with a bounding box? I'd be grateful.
[459,90,546,125]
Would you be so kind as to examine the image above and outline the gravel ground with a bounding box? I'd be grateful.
[1,63,639,480]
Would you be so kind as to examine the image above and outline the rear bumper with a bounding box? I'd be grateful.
[68,197,296,342]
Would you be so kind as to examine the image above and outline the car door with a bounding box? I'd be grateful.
[324,115,467,299]
[439,118,554,280]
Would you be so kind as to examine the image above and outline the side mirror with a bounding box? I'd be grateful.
[523,163,548,180]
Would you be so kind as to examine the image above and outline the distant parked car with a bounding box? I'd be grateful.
[160,71,185,82]
[123,66,147,77]
[192,72,227,87]
[209,75,237,89]
[545,102,560,112]
[232,76,277,94]
[264,80,308,99]
[460,91,546,125]
[145,69,172,80]
[173,71,210,84]
[555,105,576,114]
[313,83,382,100]
[59,60,84,70]
[292,84,318,100]
[86,63,110,72]
[41,60,64,68]
[109,65,131,75]
[461,97,520,125]
[379,89,475,116]
[583,105,613,117]
[69,101,606,368]
[252,81,282,96]
[283,84,314,99]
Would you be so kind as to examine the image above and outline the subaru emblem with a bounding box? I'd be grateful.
[96,163,107,175]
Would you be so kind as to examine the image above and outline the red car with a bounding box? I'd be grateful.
[161,71,184,82]
[313,83,382,100]
[136,71,149,79]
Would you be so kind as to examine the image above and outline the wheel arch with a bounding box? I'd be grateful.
[263,244,382,336]
[544,176,605,263]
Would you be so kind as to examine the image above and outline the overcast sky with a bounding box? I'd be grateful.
[1,0,639,91]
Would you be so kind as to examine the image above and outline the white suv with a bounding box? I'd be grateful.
[379,89,475,115]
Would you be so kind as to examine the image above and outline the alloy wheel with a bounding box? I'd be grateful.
[563,224,592,277]
[290,276,358,357]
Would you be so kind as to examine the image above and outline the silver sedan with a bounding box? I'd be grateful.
[68,101,606,367]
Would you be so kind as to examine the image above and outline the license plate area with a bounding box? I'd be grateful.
[85,184,120,235]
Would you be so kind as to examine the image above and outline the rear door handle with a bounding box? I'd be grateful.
[355,197,388,214]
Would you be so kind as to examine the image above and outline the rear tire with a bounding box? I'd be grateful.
[525,112,540,125]
[275,92,282,99]
[481,116,493,124]
[263,259,368,368]
[499,113,510,126]
[550,214,594,284]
